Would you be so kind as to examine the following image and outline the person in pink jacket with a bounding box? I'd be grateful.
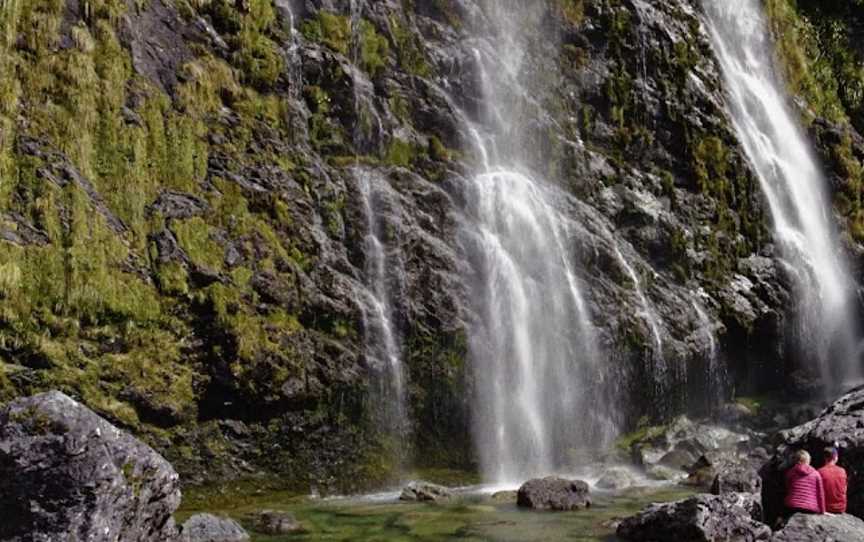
[784,449,826,517]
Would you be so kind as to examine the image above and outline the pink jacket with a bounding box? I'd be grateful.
[784,463,825,513]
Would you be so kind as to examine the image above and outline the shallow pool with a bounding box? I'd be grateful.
[178,474,695,541]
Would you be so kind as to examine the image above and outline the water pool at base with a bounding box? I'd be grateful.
[178,480,695,541]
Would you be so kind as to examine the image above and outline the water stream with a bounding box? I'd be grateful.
[356,169,408,453]
[347,0,408,467]
[458,1,614,485]
[702,0,861,392]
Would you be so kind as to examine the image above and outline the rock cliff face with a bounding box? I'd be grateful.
[0,0,862,489]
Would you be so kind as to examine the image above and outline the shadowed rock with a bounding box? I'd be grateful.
[180,513,249,542]
[516,477,591,511]
[399,481,454,502]
[771,513,864,542]
[616,492,769,541]
[0,391,180,541]
[712,465,762,496]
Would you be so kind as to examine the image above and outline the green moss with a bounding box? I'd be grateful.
[614,420,664,453]
[173,216,224,272]
[387,14,429,77]
[359,20,389,76]
[557,0,585,26]
[385,138,418,167]
[156,261,189,296]
[301,11,350,56]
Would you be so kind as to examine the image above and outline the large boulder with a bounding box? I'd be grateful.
[180,513,249,542]
[399,481,454,502]
[712,465,762,496]
[0,391,181,541]
[616,493,770,541]
[771,513,864,542]
[631,417,750,468]
[516,477,591,511]
[760,386,864,524]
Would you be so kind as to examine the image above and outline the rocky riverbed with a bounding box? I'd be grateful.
[4,388,864,540]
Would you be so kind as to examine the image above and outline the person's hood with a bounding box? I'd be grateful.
[788,463,816,480]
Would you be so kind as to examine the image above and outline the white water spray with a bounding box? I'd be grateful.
[703,0,861,390]
[459,1,614,485]
[357,168,408,450]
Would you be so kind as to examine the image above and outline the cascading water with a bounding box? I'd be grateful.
[356,168,408,456]
[614,246,664,357]
[458,1,615,485]
[693,292,724,408]
[347,1,408,467]
[613,245,670,410]
[702,0,862,391]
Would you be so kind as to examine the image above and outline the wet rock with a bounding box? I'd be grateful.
[630,417,749,469]
[771,513,864,542]
[0,391,180,541]
[180,513,249,542]
[399,481,454,502]
[646,464,685,482]
[516,477,591,511]
[252,510,303,535]
[712,466,762,496]
[682,451,740,489]
[760,386,864,523]
[596,467,638,490]
[116,0,196,94]
[659,448,698,470]
[616,493,770,541]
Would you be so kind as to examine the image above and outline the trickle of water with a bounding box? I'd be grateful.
[692,292,724,407]
[613,246,668,401]
[703,0,862,391]
[614,246,664,354]
[356,168,408,453]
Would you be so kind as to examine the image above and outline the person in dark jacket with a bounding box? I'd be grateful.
[818,446,847,514]
[784,449,825,517]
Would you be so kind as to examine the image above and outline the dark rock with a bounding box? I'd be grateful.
[117,0,196,94]
[516,477,591,511]
[399,481,454,502]
[149,191,209,220]
[660,448,698,470]
[180,513,249,542]
[712,466,762,496]
[771,513,864,542]
[0,391,180,541]
[616,493,771,541]
[252,510,303,535]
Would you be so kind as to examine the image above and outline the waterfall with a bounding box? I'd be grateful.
[613,245,669,408]
[357,167,408,461]
[693,292,724,408]
[347,2,408,468]
[702,0,861,391]
[459,1,614,485]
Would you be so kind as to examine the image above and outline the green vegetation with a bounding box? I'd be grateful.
[301,11,350,56]
[387,14,429,76]
[557,0,585,26]
[765,0,864,241]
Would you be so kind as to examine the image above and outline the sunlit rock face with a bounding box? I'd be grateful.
[0,0,861,490]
